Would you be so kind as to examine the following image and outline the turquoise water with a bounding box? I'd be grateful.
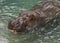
[0,0,60,43]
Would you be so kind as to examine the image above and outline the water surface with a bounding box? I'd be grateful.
[0,0,60,43]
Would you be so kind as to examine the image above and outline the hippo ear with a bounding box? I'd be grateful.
[19,10,24,17]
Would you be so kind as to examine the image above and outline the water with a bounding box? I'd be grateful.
[0,0,60,43]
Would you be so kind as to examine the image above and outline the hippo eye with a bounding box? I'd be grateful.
[14,20,20,28]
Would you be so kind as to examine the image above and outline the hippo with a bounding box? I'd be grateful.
[8,0,60,33]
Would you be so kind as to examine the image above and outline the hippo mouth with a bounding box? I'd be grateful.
[8,19,27,33]
[8,29,16,33]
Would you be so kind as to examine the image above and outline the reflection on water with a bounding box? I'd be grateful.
[0,0,60,43]
[0,36,8,43]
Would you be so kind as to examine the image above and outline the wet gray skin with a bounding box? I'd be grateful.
[8,0,60,33]
[8,11,40,33]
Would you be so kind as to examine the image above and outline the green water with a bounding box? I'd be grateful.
[0,0,60,43]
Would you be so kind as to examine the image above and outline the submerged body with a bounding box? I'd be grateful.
[8,0,60,33]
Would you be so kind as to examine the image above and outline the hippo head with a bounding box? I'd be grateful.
[8,10,40,33]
